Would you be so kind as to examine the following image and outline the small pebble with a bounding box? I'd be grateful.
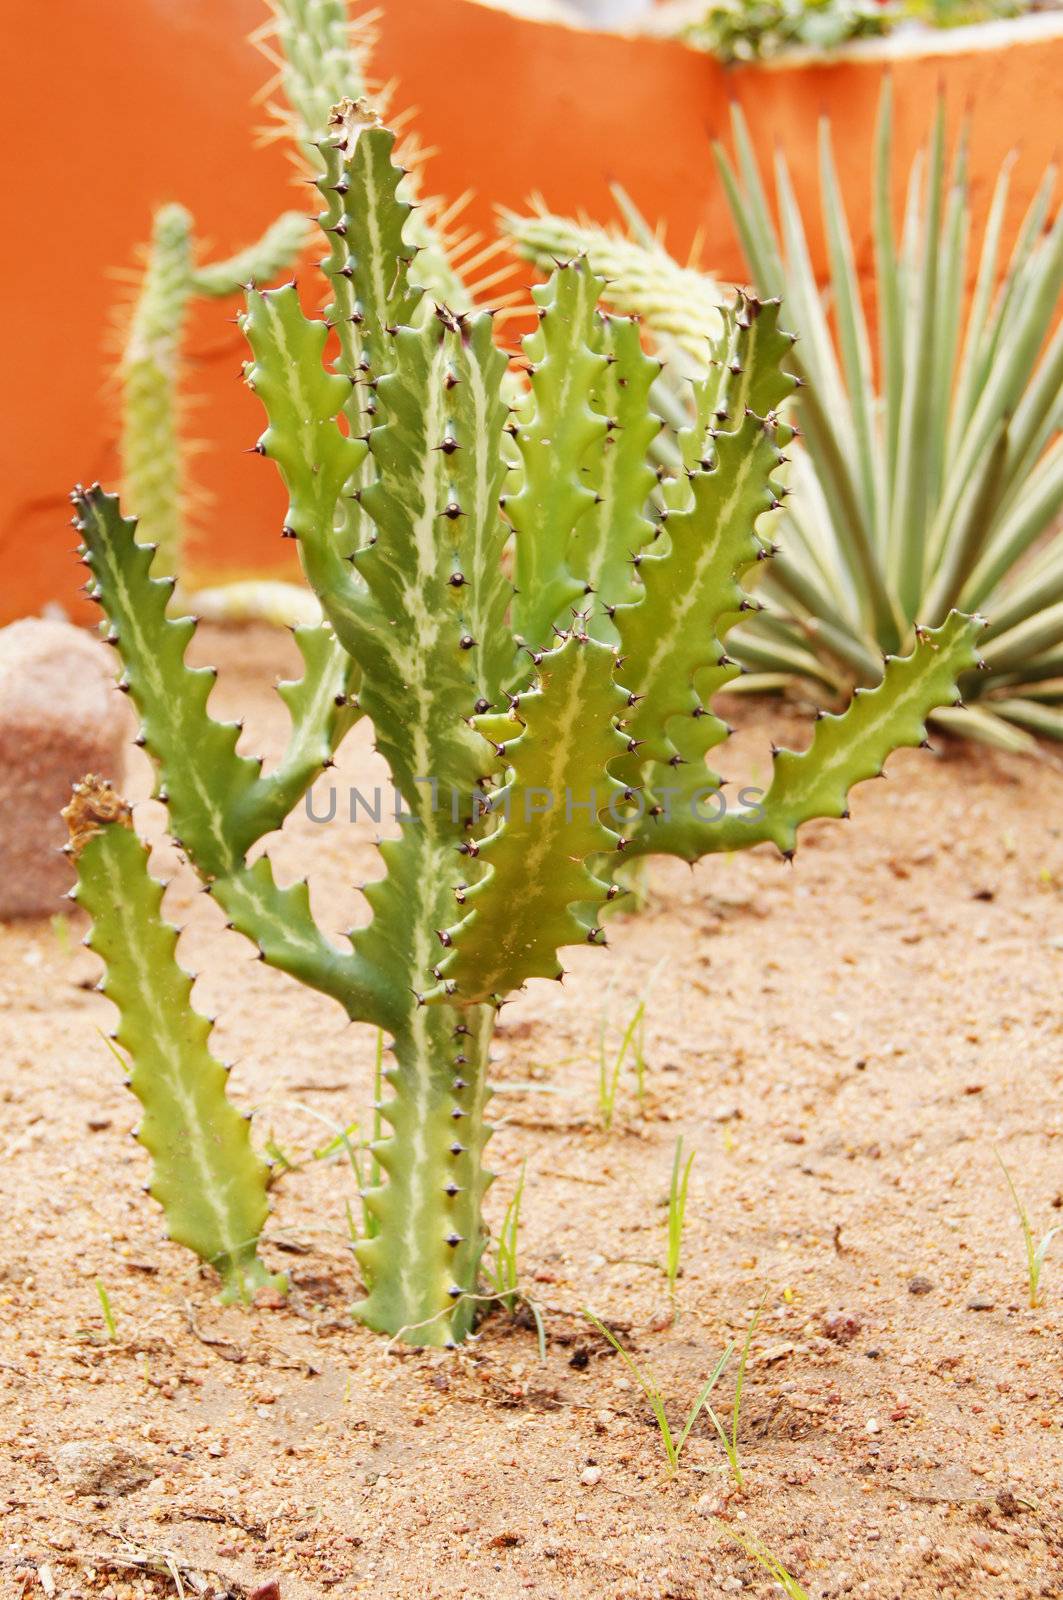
[823,1311,861,1344]
[580,1466,602,1487]
[967,1295,996,1311]
[908,1274,934,1295]
[865,1417,882,1435]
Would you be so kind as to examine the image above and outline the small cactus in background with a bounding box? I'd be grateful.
[71,101,983,1345]
[499,196,723,370]
[118,201,313,619]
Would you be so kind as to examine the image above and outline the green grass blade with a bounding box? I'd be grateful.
[675,1342,735,1458]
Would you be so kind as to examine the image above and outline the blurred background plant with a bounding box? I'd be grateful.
[659,0,1051,62]
[113,0,512,627]
[507,88,1063,750]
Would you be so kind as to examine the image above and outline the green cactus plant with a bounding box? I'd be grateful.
[118,201,314,620]
[118,0,488,628]
[70,100,983,1345]
[507,89,1063,750]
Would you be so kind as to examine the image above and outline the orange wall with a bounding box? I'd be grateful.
[3,0,1060,623]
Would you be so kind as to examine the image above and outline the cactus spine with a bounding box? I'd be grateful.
[72,100,983,1341]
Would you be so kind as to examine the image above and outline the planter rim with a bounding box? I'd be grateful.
[735,10,1063,69]
[470,1,1063,66]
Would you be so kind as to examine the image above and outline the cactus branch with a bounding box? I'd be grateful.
[65,779,283,1305]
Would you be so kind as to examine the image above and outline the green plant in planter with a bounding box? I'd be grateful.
[508,90,1063,749]
[676,0,889,62]
[68,101,982,1345]
[118,0,482,627]
[672,0,1025,62]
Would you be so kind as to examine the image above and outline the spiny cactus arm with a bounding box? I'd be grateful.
[190,211,310,298]
[318,103,421,410]
[120,206,310,593]
[64,779,283,1305]
[578,313,662,643]
[630,613,985,862]
[74,486,388,1016]
[240,283,374,650]
[503,203,723,364]
[209,855,395,1028]
[674,295,799,489]
[243,239,513,809]
[234,623,360,839]
[74,485,266,879]
[509,263,609,652]
[310,101,425,555]
[353,307,515,803]
[615,414,788,773]
[120,204,194,581]
[434,633,629,1007]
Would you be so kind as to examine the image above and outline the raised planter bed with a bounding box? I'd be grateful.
[3,0,1060,622]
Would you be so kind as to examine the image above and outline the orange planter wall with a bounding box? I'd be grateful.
[3,1,1060,624]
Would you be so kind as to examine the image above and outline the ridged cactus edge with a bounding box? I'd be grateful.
[64,778,285,1306]
[69,99,984,1345]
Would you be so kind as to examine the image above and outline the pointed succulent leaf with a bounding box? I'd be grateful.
[65,779,282,1305]
[435,633,629,1006]
[510,263,609,652]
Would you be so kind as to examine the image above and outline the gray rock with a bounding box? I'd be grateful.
[0,619,127,918]
[54,1439,153,1496]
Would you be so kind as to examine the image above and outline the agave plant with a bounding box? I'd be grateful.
[67,102,981,1344]
[509,90,1063,749]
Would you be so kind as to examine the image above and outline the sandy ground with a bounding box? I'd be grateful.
[1,624,1061,1600]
